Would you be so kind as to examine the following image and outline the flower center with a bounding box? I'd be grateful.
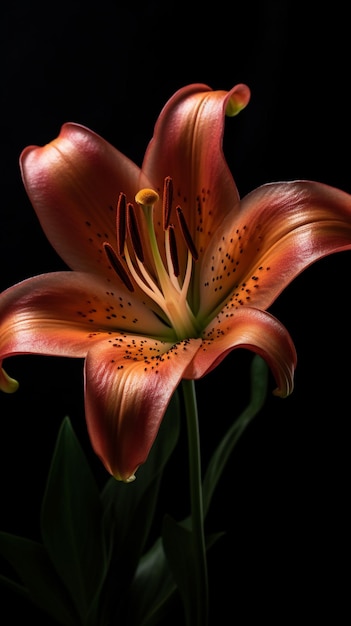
[104,177,200,340]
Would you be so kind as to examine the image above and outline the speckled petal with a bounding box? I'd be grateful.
[84,335,201,480]
[198,180,351,321]
[184,307,297,398]
[0,271,170,374]
[142,83,250,279]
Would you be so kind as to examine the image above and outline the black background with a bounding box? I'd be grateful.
[1,1,350,624]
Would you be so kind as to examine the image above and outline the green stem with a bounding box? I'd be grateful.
[181,378,208,626]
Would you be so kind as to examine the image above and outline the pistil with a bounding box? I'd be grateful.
[132,186,199,339]
[104,180,201,339]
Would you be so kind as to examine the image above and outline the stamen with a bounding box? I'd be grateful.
[127,185,199,339]
[163,176,173,230]
[116,192,127,255]
[128,249,164,298]
[181,250,194,299]
[127,203,144,262]
[103,242,134,292]
[168,225,179,277]
[176,206,199,261]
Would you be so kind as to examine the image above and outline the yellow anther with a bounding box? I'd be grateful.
[135,188,160,207]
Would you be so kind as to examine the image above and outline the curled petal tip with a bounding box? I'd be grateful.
[125,473,136,483]
[114,472,136,483]
[273,381,294,399]
[225,83,251,117]
[0,367,19,394]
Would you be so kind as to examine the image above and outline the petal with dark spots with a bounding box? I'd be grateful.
[84,335,201,481]
[185,307,297,398]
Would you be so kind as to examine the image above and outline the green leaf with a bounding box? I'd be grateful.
[161,516,223,626]
[98,390,181,622]
[40,416,107,625]
[128,521,222,626]
[126,537,177,626]
[202,355,268,516]
[162,515,202,626]
[0,572,29,600]
[0,532,80,625]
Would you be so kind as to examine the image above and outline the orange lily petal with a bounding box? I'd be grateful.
[199,180,351,320]
[142,83,250,274]
[84,335,202,481]
[184,307,297,398]
[0,271,169,366]
[20,123,152,277]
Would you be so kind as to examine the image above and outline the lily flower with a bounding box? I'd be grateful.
[1,83,351,482]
